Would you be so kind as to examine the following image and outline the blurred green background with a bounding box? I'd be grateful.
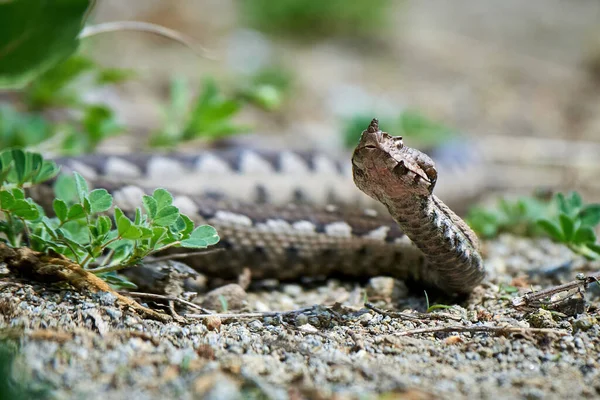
[1,0,600,156]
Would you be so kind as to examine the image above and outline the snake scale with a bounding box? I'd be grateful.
[37,119,488,294]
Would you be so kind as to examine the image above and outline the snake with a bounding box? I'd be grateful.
[31,118,489,295]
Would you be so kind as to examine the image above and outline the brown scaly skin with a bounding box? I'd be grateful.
[352,119,485,294]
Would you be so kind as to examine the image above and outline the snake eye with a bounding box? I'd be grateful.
[393,136,404,149]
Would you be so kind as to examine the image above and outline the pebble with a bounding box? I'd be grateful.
[572,315,598,332]
[282,284,303,297]
[247,320,263,332]
[295,314,309,326]
[1,234,599,399]
[204,316,222,331]
[201,284,247,311]
[366,277,408,300]
[525,309,557,329]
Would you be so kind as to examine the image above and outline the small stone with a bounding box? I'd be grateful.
[204,315,221,331]
[445,336,463,345]
[263,316,280,326]
[282,284,303,297]
[526,309,557,329]
[196,344,216,360]
[104,308,122,321]
[92,291,118,306]
[253,301,271,312]
[358,312,374,325]
[478,347,494,358]
[297,324,319,333]
[366,277,408,301]
[572,315,598,332]
[295,314,309,326]
[201,284,247,311]
[248,320,263,331]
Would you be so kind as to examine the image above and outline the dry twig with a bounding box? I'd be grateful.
[365,302,462,322]
[512,271,600,309]
[123,291,212,314]
[394,324,569,337]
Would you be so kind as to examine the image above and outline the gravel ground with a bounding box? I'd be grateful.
[1,235,599,400]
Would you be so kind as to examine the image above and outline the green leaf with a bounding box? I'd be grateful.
[180,225,219,248]
[73,172,89,203]
[573,226,596,245]
[82,197,91,214]
[134,207,142,225]
[53,173,78,204]
[10,148,26,184]
[556,193,568,215]
[153,205,180,227]
[25,54,95,108]
[537,219,564,242]
[32,160,60,184]
[559,213,575,242]
[0,190,15,209]
[95,215,112,236]
[178,214,195,237]
[82,105,122,149]
[53,199,68,221]
[150,226,167,249]
[40,217,59,239]
[98,272,138,290]
[116,214,131,235]
[578,204,600,227]
[11,199,39,220]
[56,235,89,260]
[194,77,219,111]
[95,67,136,85]
[139,226,154,240]
[108,242,134,264]
[116,213,141,239]
[88,188,112,213]
[568,192,583,210]
[114,207,125,223]
[152,188,173,209]
[11,188,24,200]
[0,0,91,89]
[171,214,187,233]
[142,195,157,218]
[67,203,85,220]
[585,243,600,256]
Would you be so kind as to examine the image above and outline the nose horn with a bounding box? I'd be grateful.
[367,118,379,133]
[357,118,382,150]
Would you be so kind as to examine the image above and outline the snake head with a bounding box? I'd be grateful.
[352,118,437,200]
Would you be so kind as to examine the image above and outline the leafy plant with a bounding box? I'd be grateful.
[468,191,600,260]
[238,0,394,39]
[0,0,91,89]
[151,77,249,147]
[235,66,294,111]
[343,110,457,149]
[0,148,220,288]
[537,192,600,259]
[0,105,53,148]
[0,54,133,154]
[24,54,134,110]
[467,196,553,239]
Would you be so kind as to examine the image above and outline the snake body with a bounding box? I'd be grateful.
[42,120,486,294]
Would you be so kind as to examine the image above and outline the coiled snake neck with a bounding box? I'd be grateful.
[352,119,485,293]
